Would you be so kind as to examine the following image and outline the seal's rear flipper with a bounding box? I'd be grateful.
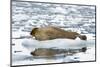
[81,47,87,52]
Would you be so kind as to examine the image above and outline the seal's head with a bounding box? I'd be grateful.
[30,28,38,36]
[30,51,36,56]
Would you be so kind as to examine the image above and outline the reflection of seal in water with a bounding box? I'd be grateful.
[31,48,58,57]
[30,48,87,57]
[30,26,87,41]
[30,48,68,57]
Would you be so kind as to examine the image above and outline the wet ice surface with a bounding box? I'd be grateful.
[12,1,96,66]
[12,37,95,66]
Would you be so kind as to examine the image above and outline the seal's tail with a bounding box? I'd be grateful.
[76,35,87,40]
